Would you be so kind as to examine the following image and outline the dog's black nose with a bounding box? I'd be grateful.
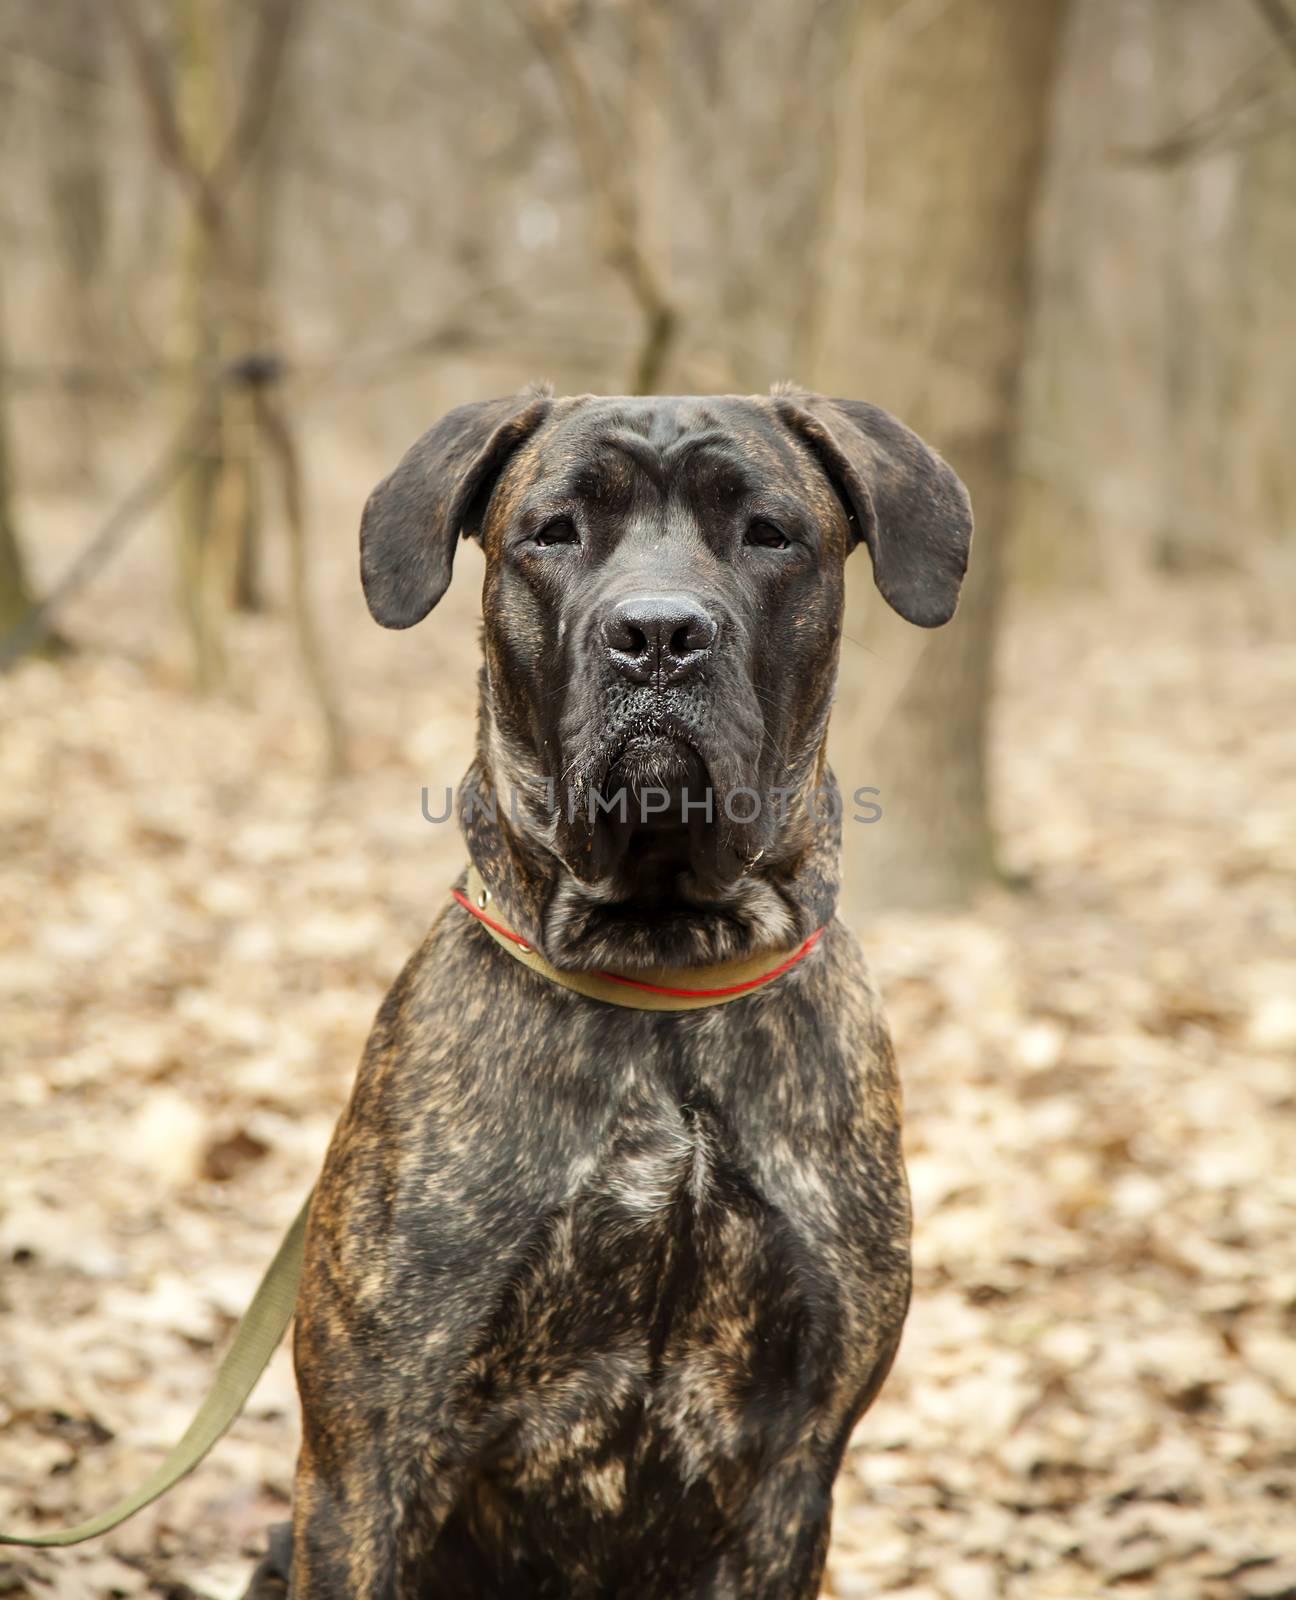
[603,594,718,684]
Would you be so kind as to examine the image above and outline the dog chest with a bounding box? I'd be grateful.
[469,1086,850,1481]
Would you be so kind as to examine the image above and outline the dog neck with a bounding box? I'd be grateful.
[458,749,842,974]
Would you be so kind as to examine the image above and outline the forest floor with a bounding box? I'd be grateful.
[1,507,1294,1599]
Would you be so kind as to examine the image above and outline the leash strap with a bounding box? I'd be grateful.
[455,866,823,1011]
[0,1192,312,1548]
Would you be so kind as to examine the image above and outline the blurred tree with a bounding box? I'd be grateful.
[0,342,37,645]
[230,12,295,612]
[1230,56,1296,556]
[1156,0,1252,574]
[822,0,1068,910]
[113,0,306,682]
[1015,0,1296,585]
[108,0,344,765]
[40,0,109,487]
[170,0,231,687]
[0,76,41,651]
[510,0,678,393]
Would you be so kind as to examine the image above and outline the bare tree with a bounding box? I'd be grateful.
[112,0,306,679]
[822,0,1069,910]
[39,0,109,486]
[0,59,43,650]
[0,337,37,645]
[105,0,345,767]
[1015,0,1296,588]
[507,0,678,393]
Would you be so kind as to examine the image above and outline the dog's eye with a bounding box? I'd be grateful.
[745,518,791,551]
[533,516,579,548]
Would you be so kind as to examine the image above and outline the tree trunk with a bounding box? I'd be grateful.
[1155,0,1247,574]
[1011,0,1291,585]
[229,1,299,610]
[44,0,109,486]
[0,75,40,650]
[171,0,230,689]
[1226,26,1296,561]
[816,0,1067,911]
[0,352,36,643]
[1011,0,1171,591]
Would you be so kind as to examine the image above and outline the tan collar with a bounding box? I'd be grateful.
[454,866,823,1012]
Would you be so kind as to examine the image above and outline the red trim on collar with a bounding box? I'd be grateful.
[451,888,823,999]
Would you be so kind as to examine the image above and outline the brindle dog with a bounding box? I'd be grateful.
[242,384,971,1600]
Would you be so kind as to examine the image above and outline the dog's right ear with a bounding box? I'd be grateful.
[360,388,551,629]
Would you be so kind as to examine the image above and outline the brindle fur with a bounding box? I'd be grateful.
[242,386,971,1599]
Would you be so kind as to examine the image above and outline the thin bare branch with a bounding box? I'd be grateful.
[1251,0,1296,69]
[216,0,307,188]
[0,396,219,672]
[1110,49,1289,167]
[504,0,677,392]
[107,0,227,238]
[111,0,305,245]
[251,383,348,774]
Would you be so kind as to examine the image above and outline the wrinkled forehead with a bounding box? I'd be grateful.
[499,395,831,517]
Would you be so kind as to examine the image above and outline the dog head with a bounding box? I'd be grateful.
[361,385,971,911]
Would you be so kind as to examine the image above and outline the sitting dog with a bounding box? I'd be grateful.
[243,384,971,1599]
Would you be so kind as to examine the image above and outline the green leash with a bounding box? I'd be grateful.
[0,1190,312,1548]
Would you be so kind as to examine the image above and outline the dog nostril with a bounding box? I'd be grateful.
[670,619,714,657]
[604,612,652,658]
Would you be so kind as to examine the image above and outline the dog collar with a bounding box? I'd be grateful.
[453,866,823,1012]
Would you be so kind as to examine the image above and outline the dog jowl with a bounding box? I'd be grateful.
[244,386,971,1599]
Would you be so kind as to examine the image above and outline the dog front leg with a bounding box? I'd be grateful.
[700,1459,835,1600]
[288,1437,398,1600]
[287,1435,459,1600]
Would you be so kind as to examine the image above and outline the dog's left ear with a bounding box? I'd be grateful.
[361,387,551,629]
[775,391,973,628]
